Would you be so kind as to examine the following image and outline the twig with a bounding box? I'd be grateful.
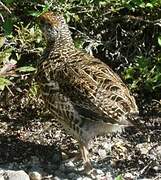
[154,175,161,180]
[140,160,154,175]
[0,1,11,14]
[100,14,161,27]
[69,26,102,44]
[6,85,14,96]
[0,13,4,22]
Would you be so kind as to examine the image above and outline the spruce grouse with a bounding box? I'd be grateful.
[36,11,141,172]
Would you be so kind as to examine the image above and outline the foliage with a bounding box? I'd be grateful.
[115,174,124,180]
[0,0,161,101]
[124,56,161,96]
[0,10,43,94]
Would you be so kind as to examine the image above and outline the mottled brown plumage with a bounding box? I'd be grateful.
[36,11,139,171]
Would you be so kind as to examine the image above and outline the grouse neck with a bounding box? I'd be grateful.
[47,38,74,52]
[56,35,75,50]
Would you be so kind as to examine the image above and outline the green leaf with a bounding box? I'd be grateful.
[0,77,12,91]
[158,36,161,47]
[29,11,41,17]
[74,38,83,49]
[16,66,36,72]
[29,3,51,17]
[139,2,146,8]
[99,1,107,7]
[4,0,14,4]
[0,37,5,48]
[124,67,134,80]
[42,3,51,13]
[145,3,154,8]
[3,18,13,35]
[0,47,13,63]
[29,83,38,97]
[115,174,123,180]
[29,10,42,17]
[59,0,65,3]
[136,57,149,73]
[65,12,71,23]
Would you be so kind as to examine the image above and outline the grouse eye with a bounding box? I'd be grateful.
[40,19,50,28]
[40,19,44,24]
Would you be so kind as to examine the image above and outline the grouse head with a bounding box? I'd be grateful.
[39,11,71,44]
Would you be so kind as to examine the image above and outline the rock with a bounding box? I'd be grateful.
[95,169,104,175]
[154,146,161,157]
[124,172,135,180]
[105,172,113,180]
[77,177,92,180]
[136,143,150,155]
[98,149,107,159]
[65,161,75,167]
[29,171,42,180]
[61,152,69,160]
[82,177,92,180]
[5,170,29,180]
[0,175,4,180]
[53,176,61,180]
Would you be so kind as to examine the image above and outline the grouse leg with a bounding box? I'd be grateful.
[80,142,92,172]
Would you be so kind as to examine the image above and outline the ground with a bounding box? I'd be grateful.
[0,94,161,180]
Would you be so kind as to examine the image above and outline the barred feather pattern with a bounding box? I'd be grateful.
[36,11,140,144]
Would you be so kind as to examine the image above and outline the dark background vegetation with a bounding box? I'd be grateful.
[0,0,161,114]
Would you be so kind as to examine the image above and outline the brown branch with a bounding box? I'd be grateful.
[0,1,11,14]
